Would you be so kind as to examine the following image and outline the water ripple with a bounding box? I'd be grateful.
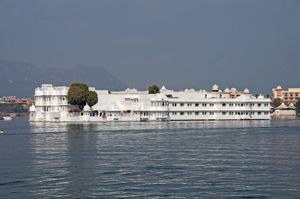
[0,118,300,198]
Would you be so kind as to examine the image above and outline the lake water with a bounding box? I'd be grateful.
[0,117,300,198]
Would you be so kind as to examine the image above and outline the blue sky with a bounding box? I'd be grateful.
[0,0,299,93]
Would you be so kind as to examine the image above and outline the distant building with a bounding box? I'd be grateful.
[2,96,17,103]
[272,86,300,104]
[272,102,296,117]
[1,96,32,105]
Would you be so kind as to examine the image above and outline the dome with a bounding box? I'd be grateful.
[289,103,295,108]
[83,104,91,112]
[160,85,167,92]
[224,88,230,93]
[212,84,219,92]
[257,94,264,99]
[276,85,282,90]
[243,88,250,94]
[278,102,288,109]
[230,87,237,92]
[29,105,35,112]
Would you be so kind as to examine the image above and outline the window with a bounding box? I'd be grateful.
[222,103,226,107]
[195,112,199,115]
[210,104,214,107]
[180,103,184,107]
[258,112,261,115]
[210,112,214,115]
[257,103,261,107]
[202,103,207,107]
[202,112,207,115]
[222,112,226,115]
[195,103,199,107]
[180,112,184,115]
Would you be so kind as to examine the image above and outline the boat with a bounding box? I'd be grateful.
[2,116,12,121]
[0,129,4,134]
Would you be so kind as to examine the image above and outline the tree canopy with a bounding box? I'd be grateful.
[86,90,98,107]
[67,82,98,110]
[148,84,160,94]
[271,98,281,108]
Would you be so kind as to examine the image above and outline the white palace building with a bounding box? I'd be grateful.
[29,84,271,122]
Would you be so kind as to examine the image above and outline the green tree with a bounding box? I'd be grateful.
[295,98,300,117]
[271,98,281,108]
[86,90,98,107]
[148,84,160,94]
[67,82,89,110]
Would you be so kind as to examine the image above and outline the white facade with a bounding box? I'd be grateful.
[272,102,296,117]
[29,84,271,122]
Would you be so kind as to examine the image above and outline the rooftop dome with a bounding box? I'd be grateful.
[243,88,250,94]
[212,84,219,92]
[289,103,295,108]
[29,105,35,112]
[257,94,264,99]
[224,88,230,93]
[83,104,91,112]
[278,102,288,109]
[276,85,282,90]
[230,87,237,92]
[160,85,167,92]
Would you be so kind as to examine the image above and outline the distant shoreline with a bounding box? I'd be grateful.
[0,103,29,117]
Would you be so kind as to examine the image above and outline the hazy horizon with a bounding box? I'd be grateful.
[0,0,299,94]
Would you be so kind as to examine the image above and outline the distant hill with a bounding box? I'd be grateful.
[0,59,127,97]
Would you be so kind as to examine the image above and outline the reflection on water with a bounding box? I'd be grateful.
[29,120,272,133]
[1,118,300,198]
[30,132,70,197]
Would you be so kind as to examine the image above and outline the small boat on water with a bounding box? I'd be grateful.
[2,116,12,121]
[0,129,4,134]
